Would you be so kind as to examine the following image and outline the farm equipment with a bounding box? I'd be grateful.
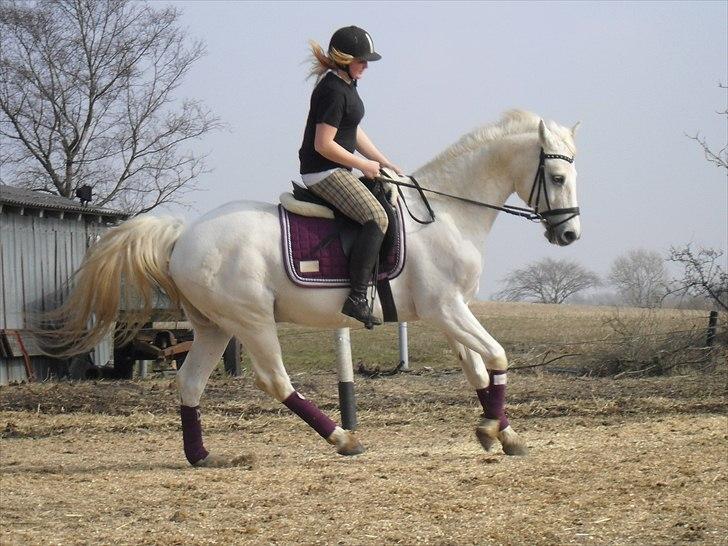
[113,321,193,379]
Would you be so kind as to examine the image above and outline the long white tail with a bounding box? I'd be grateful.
[40,215,187,357]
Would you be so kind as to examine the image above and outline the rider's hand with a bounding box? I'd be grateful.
[382,163,404,176]
[360,159,381,179]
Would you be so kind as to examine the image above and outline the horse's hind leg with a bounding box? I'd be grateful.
[176,321,231,467]
[234,321,364,456]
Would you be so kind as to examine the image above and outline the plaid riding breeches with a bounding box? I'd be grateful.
[307,169,389,233]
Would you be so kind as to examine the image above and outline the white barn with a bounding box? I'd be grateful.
[0,184,127,384]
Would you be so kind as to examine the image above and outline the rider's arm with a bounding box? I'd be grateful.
[356,127,402,175]
[314,123,379,178]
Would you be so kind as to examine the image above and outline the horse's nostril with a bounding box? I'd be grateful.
[562,231,577,243]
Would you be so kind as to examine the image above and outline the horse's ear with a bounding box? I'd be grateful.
[538,119,553,146]
[571,121,581,137]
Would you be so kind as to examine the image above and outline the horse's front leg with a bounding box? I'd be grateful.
[434,301,528,456]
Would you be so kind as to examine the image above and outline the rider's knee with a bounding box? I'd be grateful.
[371,206,388,233]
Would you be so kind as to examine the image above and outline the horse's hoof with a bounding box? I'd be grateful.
[194,453,255,468]
[193,453,228,468]
[475,417,500,452]
[502,440,529,456]
[498,426,529,456]
[338,441,365,456]
[328,427,366,456]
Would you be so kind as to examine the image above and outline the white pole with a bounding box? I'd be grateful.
[399,322,409,371]
[335,328,357,430]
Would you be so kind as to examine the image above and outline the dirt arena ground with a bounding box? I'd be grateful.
[1,367,726,545]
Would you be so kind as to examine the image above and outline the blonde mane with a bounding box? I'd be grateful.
[421,110,575,172]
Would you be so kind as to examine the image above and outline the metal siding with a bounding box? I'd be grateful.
[22,216,34,320]
[1,209,121,384]
[0,214,11,328]
[72,220,85,278]
[57,218,71,301]
[71,220,86,270]
[94,337,114,367]
[22,215,36,325]
[85,221,115,368]
[33,216,49,311]
[20,215,39,323]
[0,216,7,328]
[1,214,11,327]
[4,215,23,328]
[44,219,57,309]
[0,357,26,384]
[32,356,70,382]
[53,218,65,300]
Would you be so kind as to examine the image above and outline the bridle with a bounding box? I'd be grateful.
[527,148,580,228]
[379,147,580,227]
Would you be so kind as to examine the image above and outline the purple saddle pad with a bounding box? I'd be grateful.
[279,203,406,288]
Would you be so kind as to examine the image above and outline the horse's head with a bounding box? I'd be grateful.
[516,119,582,246]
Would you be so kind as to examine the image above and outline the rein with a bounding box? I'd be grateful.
[379,147,580,226]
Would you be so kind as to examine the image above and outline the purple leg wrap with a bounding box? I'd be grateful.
[283,391,337,439]
[180,405,209,465]
[476,370,510,431]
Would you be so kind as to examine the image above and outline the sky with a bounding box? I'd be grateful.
[163,0,727,299]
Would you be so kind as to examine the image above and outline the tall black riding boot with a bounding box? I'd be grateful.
[342,221,385,328]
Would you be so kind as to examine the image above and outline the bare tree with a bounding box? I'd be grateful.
[686,82,727,171]
[664,85,728,312]
[665,244,727,312]
[0,0,220,214]
[608,249,667,308]
[494,257,601,304]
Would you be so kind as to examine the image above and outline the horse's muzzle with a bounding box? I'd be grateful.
[544,224,580,246]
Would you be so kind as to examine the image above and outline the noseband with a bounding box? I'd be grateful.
[528,148,580,228]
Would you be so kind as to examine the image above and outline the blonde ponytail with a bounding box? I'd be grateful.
[307,40,354,82]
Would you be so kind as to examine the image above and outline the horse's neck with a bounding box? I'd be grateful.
[413,137,534,247]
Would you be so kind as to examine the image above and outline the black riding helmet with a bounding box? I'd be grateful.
[328,26,382,76]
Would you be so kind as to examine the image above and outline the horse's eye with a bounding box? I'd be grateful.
[552,175,565,185]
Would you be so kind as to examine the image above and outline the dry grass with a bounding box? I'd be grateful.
[1,302,726,545]
[1,368,727,545]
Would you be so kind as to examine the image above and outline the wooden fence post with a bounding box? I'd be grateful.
[705,310,719,347]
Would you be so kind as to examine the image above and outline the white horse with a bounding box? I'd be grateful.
[49,110,581,466]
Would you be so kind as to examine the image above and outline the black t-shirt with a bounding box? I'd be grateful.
[299,72,365,174]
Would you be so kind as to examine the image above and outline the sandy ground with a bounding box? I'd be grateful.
[1,369,726,545]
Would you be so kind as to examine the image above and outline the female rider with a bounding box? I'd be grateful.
[298,26,401,327]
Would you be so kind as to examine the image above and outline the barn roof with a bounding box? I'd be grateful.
[0,184,128,219]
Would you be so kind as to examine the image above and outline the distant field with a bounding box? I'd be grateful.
[276,302,723,373]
